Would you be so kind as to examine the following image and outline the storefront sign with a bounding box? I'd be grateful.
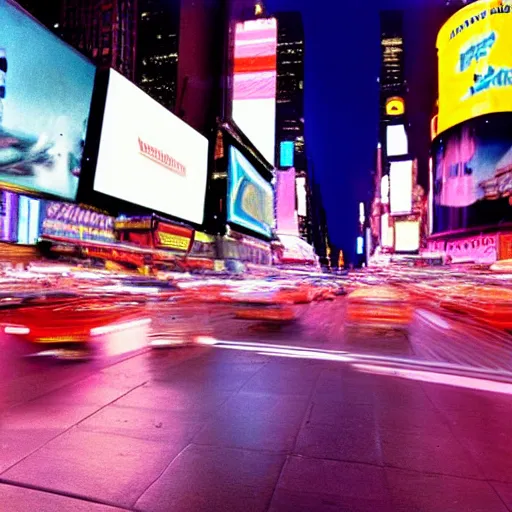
[445,234,497,264]
[42,202,115,243]
[427,239,446,253]
[153,221,193,252]
[114,218,153,231]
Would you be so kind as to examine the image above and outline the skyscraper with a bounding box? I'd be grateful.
[60,0,138,81]
[137,0,180,112]
[274,11,312,243]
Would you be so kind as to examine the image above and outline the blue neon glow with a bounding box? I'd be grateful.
[356,236,364,255]
[227,146,275,238]
[279,141,295,168]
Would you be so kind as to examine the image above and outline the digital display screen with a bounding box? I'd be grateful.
[433,113,512,233]
[296,176,307,217]
[437,1,512,134]
[280,141,294,168]
[276,168,299,236]
[0,0,95,200]
[390,160,413,215]
[227,146,275,238]
[386,124,408,157]
[394,220,420,252]
[233,18,277,166]
[93,69,209,225]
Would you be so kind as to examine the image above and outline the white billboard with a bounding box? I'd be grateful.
[93,69,209,225]
[296,176,307,217]
[395,220,420,252]
[390,160,413,215]
[386,124,408,157]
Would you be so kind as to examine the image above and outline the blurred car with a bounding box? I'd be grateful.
[346,285,413,331]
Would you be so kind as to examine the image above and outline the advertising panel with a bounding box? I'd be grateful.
[445,234,497,264]
[296,176,307,217]
[381,213,394,248]
[0,0,95,200]
[279,141,294,168]
[394,220,420,252]
[432,113,512,233]
[232,18,277,166]
[437,0,512,134]
[41,202,115,243]
[276,168,299,236]
[152,221,193,253]
[386,124,408,157]
[390,160,413,215]
[227,146,274,239]
[92,69,209,225]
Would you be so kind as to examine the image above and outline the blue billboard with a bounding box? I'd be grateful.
[227,146,275,238]
[279,140,294,168]
[0,0,95,200]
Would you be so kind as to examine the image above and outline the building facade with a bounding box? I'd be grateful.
[137,0,180,112]
[274,11,312,244]
[60,0,138,81]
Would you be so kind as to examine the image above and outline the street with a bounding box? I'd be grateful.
[1,297,512,511]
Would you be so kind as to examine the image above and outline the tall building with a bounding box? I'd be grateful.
[137,0,180,112]
[60,0,138,81]
[274,11,312,244]
[380,10,406,117]
[275,11,304,143]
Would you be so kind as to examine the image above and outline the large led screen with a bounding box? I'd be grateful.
[276,168,299,236]
[386,124,408,157]
[395,220,420,252]
[0,0,95,200]
[390,160,413,215]
[232,18,277,166]
[227,146,274,238]
[437,1,512,134]
[93,69,209,225]
[433,113,512,233]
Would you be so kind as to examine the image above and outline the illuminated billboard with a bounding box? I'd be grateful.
[233,18,277,166]
[280,141,294,168]
[386,125,408,157]
[0,0,95,200]
[276,168,299,236]
[437,0,512,134]
[92,69,209,225]
[227,146,274,238]
[296,176,307,217]
[385,96,405,116]
[433,113,512,233]
[395,220,420,252]
[390,160,413,215]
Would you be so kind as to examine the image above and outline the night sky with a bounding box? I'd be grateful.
[266,0,446,262]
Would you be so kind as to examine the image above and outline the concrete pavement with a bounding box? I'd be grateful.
[2,333,512,511]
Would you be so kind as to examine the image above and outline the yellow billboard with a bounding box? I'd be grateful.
[437,0,512,135]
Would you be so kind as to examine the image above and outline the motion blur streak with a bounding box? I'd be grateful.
[416,309,452,330]
[354,363,512,395]
[4,326,31,335]
[89,318,151,336]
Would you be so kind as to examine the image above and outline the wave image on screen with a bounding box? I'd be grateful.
[0,1,95,200]
[433,113,512,233]
[227,146,274,238]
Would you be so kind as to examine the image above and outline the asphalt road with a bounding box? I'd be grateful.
[1,297,512,511]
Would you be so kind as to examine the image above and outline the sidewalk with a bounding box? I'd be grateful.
[1,340,512,511]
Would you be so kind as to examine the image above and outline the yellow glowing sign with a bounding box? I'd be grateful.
[385,96,405,116]
[437,0,512,134]
[156,232,190,251]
